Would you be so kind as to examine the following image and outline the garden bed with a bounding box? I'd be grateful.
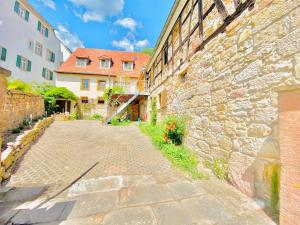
[0,116,55,182]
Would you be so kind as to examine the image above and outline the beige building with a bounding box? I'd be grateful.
[56,48,150,120]
[146,0,300,223]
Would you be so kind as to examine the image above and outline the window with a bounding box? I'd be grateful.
[42,68,53,80]
[37,21,49,37]
[14,1,29,21]
[76,58,88,67]
[81,97,89,104]
[123,61,134,71]
[81,79,89,90]
[46,49,55,62]
[35,42,43,56]
[97,80,106,91]
[28,40,34,50]
[16,55,31,72]
[1,47,7,61]
[97,97,105,104]
[163,46,168,65]
[100,59,111,69]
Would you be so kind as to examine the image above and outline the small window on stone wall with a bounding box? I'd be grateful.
[81,97,89,104]
[97,97,105,104]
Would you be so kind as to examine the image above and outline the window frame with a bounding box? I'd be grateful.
[97,80,106,91]
[76,58,88,67]
[100,59,111,69]
[123,61,134,71]
[35,42,43,56]
[81,79,90,91]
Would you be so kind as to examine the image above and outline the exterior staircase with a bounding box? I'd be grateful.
[104,93,139,124]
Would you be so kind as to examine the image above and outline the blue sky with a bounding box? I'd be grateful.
[29,0,174,52]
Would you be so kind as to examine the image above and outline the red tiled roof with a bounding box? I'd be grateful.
[57,48,150,78]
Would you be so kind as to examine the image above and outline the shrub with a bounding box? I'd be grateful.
[163,115,186,145]
[205,158,228,180]
[88,114,103,121]
[151,98,157,126]
[102,86,124,107]
[22,119,32,127]
[12,128,21,134]
[71,111,80,120]
[7,79,36,94]
[111,117,120,125]
[34,83,78,115]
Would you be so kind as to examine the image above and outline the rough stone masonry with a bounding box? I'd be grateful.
[147,0,300,210]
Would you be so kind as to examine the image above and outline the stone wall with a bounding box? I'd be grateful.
[0,116,55,182]
[148,0,300,204]
[1,90,45,134]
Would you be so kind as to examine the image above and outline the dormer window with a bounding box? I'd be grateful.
[76,58,89,67]
[123,61,134,71]
[100,59,111,69]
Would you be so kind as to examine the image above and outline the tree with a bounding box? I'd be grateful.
[141,48,154,56]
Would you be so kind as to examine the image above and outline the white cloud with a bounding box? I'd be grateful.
[135,40,150,49]
[115,18,139,31]
[38,0,56,10]
[55,25,84,51]
[0,20,3,26]
[69,0,124,23]
[112,38,149,52]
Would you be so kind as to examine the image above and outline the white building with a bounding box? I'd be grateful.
[0,0,71,84]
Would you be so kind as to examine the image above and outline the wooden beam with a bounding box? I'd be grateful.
[198,0,204,44]
[213,0,229,21]
[186,0,194,61]
[233,0,241,9]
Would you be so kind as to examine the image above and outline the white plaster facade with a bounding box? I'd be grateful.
[56,74,138,99]
[0,0,68,84]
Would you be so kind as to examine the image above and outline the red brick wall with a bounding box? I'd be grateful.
[278,90,300,225]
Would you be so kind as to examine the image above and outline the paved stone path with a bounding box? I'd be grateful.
[0,121,276,225]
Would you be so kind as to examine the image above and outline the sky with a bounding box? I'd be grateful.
[28,0,174,52]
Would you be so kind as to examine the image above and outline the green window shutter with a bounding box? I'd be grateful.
[27,60,31,72]
[25,10,30,21]
[1,48,7,61]
[45,28,49,37]
[42,68,46,78]
[14,1,20,13]
[37,21,41,31]
[16,55,21,68]
[50,71,54,80]
[51,52,55,62]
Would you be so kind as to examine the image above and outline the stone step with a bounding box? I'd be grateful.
[0,176,276,225]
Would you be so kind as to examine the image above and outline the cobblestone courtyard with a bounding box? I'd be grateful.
[0,121,275,225]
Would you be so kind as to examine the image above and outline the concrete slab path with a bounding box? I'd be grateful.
[0,121,276,225]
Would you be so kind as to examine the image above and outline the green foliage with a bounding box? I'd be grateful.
[270,166,280,219]
[71,111,80,120]
[111,117,120,126]
[151,98,157,126]
[141,48,154,56]
[139,122,206,179]
[7,79,36,94]
[12,128,21,134]
[110,116,132,126]
[205,158,228,180]
[88,114,103,121]
[163,115,186,145]
[22,119,32,127]
[34,83,78,115]
[102,86,124,107]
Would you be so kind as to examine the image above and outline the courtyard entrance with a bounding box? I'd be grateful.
[0,121,275,225]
